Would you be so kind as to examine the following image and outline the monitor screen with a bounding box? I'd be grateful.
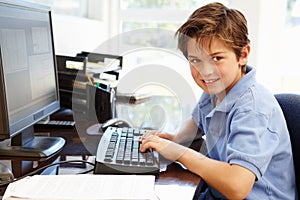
[0,0,64,157]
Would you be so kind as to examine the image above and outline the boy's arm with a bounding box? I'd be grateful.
[148,117,201,143]
[173,117,202,143]
[140,132,255,199]
[178,148,256,199]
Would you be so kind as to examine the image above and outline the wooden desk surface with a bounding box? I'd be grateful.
[157,162,200,186]
[34,109,201,199]
[154,162,200,199]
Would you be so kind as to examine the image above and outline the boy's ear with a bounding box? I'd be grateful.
[239,45,250,65]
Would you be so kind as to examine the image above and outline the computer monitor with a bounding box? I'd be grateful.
[0,0,65,157]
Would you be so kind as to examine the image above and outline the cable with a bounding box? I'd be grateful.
[0,159,95,187]
[78,168,94,174]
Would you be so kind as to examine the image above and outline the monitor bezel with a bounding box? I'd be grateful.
[0,0,61,143]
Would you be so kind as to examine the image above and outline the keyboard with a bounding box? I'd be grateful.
[94,126,160,176]
[35,120,75,129]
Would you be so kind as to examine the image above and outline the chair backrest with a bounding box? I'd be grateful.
[275,93,300,196]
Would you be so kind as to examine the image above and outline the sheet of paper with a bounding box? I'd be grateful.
[154,184,196,200]
[3,174,155,200]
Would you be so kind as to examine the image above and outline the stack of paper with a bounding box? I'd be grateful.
[3,174,155,200]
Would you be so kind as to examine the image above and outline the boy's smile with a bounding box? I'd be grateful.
[202,77,221,86]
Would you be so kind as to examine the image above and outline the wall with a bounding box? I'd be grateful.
[52,14,107,56]
[231,0,287,92]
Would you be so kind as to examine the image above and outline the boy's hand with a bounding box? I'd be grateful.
[140,131,188,161]
[142,130,175,141]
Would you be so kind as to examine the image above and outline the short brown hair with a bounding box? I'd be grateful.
[176,2,250,61]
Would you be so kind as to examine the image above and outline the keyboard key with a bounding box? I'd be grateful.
[133,129,140,136]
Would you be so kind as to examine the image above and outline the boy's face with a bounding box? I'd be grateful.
[186,37,249,97]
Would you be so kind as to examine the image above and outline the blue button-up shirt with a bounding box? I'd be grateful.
[192,66,296,199]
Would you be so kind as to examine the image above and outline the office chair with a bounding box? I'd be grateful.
[275,93,300,197]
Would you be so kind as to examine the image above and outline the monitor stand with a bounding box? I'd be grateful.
[0,126,65,158]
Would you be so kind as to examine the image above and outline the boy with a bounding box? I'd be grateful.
[140,2,296,199]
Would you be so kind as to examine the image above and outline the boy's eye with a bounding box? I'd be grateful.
[212,56,222,62]
[189,58,201,64]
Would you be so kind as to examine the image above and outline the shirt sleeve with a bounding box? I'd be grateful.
[226,109,280,179]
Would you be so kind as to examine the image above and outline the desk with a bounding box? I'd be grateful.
[0,152,61,177]
[0,151,62,198]
[158,162,200,186]
[1,166,200,200]
[0,163,200,200]
[0,154,200,199]
[11,108,201,199]
[154,162,200,200]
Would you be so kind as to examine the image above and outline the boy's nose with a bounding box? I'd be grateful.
[198,62,215,77]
